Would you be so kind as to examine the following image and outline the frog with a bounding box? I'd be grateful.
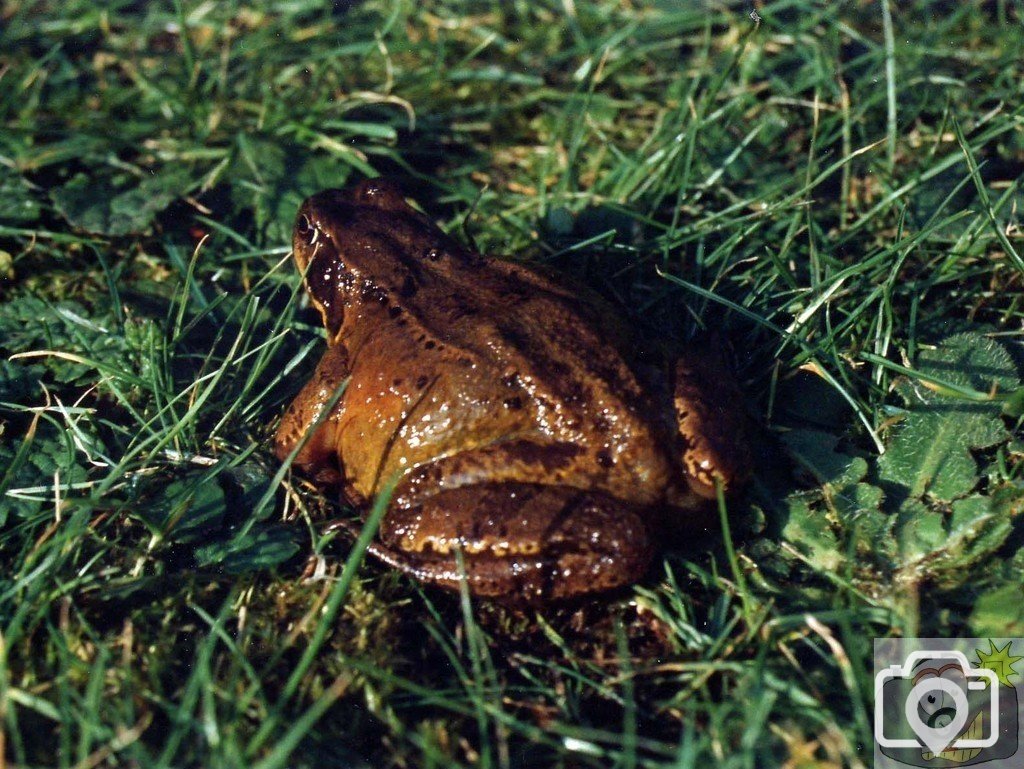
[274,179,751,601]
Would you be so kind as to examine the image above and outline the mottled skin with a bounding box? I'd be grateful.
[275,179,750,600]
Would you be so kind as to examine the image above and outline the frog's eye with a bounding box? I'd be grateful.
[296,214,316,246]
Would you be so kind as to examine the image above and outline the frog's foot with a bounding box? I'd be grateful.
[672,353,751,499]
[373,483,652,601]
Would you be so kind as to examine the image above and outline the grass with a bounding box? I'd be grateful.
[2,0,1024,766]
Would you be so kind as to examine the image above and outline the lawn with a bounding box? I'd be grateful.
[1,1,1023,767]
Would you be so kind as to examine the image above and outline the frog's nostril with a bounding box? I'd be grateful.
[296,214,315,245]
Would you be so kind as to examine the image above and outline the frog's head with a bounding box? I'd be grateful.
[292,179,466,338]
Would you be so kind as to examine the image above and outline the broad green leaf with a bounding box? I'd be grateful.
[848,513,895,563]
[781,495,842,572]
[222,462,275,521]
[138,479,227,543]
[879,409,983,501]
[194,526,300,574]
[0,167,40,224]
[879,333,1018,502]
[1001,386,1024,419]
[50,174,123,234]
[895,500,945,564]
[0,294,157,389]
[970,583,1024,637]
[916,332,1018,398]
[0,359,45,403]
[0,426,90,522]
[895,487,1021,579]
[781,429,868,487]
[51,167,190,236]
[831,482,884,519]
[940,492,1015,570]
[778,436,889,570]
[830,483,892,562]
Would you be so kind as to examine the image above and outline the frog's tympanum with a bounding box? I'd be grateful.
[275,179,750,601]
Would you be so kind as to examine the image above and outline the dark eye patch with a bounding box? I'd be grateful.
[295,214,314,245]
[303,250,350,334]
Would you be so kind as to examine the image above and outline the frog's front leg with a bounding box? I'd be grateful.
[274,347,350,485]
[373,482,652,600]
[671,351,751,501]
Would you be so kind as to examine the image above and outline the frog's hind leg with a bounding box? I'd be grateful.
[370,483,652,601]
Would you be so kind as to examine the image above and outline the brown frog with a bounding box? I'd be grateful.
[275,179,750,601]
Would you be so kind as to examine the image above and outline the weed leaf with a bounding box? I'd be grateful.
[781,428,868,487]
[970,581,1024,637]
[194,526,300,574]
[895,487,1022,580]
[138,479,227,542]
[51,167,189,236]
[0,167,40,223]
[879,333,1018,502]
[782,495,843,572]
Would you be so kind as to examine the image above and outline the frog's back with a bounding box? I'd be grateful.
[338,251,673,502]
